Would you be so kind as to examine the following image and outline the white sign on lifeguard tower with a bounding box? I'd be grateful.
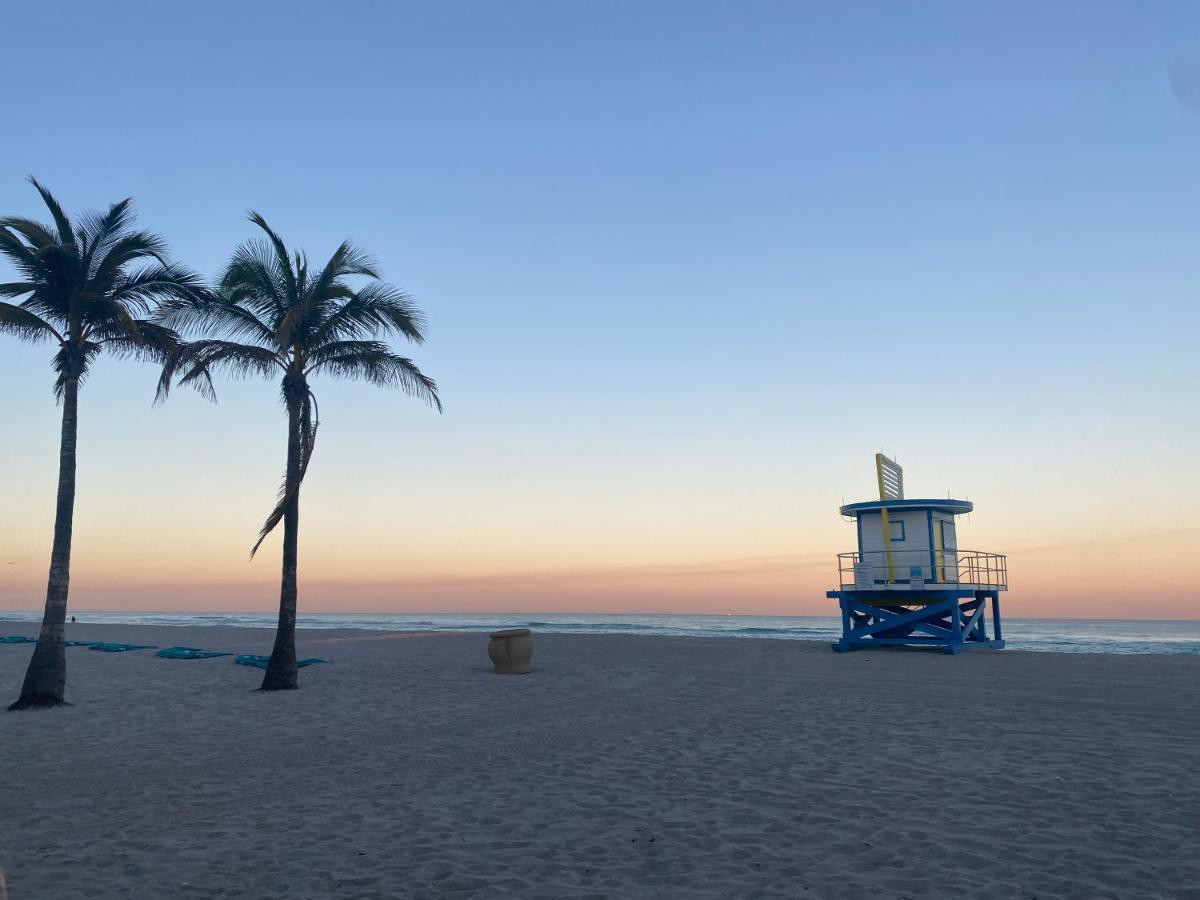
[826,454,1008,654]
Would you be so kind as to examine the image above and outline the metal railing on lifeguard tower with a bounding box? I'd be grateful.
[836,549,1008,592]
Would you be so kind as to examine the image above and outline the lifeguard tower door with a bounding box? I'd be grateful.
[942,519,957,576]
[934,519,958,582]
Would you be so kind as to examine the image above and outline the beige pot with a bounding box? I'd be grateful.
[488,628,533,674]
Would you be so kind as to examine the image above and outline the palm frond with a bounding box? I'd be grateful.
[76,198,134,252]
[0,302,63,342]
[156,340,281,404]
[83,296,144,343]
[88,231,171,294]
[303,339,387,368]
[0,225,43,276]
[155,290,275,343]
[77,198,138,279]
[313,240,379,289]
[309,283,427,347]
[274,241,378,348]
[95,320,180,363]
[0,282,34,298]
[246,212,298,301]
[221,239,289,325]
[28,177,76,248]
[107,263,205,315]
[307,343,441,411]
[13,287,71,328]
[0,217,58,250]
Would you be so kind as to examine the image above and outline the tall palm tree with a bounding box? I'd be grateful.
[0,179,201,710]
[157,214,441,691]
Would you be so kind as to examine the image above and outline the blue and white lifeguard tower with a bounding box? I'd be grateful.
[826,454,1007,654]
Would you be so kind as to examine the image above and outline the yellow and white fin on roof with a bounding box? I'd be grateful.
[875,453,904,501]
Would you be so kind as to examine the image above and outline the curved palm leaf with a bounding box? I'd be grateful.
[29,177,77,248]
[156,340,282,403]
[0,301,62,342]
[310,282,427,345]
[306,341,441,409]
[2,217,59,251]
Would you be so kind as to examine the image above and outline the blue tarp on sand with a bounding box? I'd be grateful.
[234,655,327,669]
[156,646,234,660]
[65,640,99,647]
[0,636,36,644]
[88,642,157,652]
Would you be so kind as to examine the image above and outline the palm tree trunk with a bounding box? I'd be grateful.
[260,391,302,691]
[10,376,79,710]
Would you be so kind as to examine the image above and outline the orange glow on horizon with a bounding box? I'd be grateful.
[2,534,1196,620]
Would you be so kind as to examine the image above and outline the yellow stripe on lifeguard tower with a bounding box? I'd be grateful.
[875,453,903,582]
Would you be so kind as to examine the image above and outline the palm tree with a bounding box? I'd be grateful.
[157,214,441,691]
[0,179,201,710]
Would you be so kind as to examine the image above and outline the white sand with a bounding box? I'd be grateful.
[0,622,1197,899]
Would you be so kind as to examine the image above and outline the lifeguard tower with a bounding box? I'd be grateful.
[826,454,1007,654]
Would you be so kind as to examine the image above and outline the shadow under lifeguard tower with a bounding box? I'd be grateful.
[826,454,1007,654]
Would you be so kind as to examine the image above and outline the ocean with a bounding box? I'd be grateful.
[1,611,1198,655]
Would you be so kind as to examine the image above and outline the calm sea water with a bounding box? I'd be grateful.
[1,611,1197,655]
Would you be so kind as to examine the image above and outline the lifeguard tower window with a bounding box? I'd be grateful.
[889,520,905,541]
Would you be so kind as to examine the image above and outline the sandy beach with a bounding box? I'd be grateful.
[0,623,1197,899]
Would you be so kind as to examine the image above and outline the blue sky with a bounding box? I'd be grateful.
[2,1,1198,616]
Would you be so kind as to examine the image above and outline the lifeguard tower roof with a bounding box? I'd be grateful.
[840,498,972,517]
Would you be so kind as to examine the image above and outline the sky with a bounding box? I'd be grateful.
[1,1,1198,618]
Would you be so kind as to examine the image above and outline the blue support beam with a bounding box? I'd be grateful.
[828,590,1005,654]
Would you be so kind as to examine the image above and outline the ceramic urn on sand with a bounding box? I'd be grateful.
[488,628,534,674]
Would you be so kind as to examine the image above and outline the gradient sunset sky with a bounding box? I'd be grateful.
[2,2,1198,618]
